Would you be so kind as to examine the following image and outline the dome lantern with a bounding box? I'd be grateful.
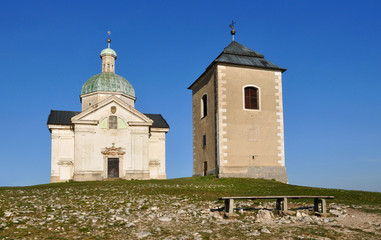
[100,33,117,73]
[81,33,135,98]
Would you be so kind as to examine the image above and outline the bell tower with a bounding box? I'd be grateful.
[188,24,288,182]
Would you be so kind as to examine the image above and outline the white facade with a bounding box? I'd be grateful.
[48,42,169,182]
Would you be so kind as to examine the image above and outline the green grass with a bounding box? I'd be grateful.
[2,176,380,210]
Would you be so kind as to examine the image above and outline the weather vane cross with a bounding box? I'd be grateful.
[107,31,111,48]
[229,20,236,41]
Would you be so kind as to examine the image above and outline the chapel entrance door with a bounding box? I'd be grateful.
[108,158,119,178]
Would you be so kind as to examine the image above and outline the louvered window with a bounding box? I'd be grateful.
[245,87,259,110]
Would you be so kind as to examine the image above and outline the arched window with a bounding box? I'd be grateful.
[100,116,127,129]
[201,94,207,118]
[109,116,117,129]
[244,87,259,110]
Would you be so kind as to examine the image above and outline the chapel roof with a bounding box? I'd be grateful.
[47,110,80,125]
[144,114,170,129]
[81,72,135,97]
[47,110,169,129]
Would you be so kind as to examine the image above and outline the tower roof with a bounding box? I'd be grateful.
[81,72,135,97]
[214,41,285,71]
[188,41,286,89]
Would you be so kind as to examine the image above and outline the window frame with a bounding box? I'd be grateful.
[200,93,208,119]
[243,85,261,111]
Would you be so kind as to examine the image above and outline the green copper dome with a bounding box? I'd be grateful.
[81,72,135,97]
[100,48,117,58]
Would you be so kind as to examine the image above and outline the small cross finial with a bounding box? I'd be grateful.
[229,20,236,41]
[107,31,111,48]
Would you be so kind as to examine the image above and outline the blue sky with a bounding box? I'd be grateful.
[0,1,380,192]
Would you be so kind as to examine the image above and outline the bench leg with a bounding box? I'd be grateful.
[314,198,319,212]
[276,198,288,212]
[320,199,326,214]
[224,199,234,214]
[276,198,282,210]
[283,197,288,212]
[314,198,326,214]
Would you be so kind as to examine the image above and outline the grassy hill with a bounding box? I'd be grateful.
[1,176,381,239]
[5,176,380,211]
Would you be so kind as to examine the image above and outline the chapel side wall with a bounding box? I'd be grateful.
[50,128,75,183]
[148,130,167,179]
[128,126,150,179]
[73,125,101,181]
[192,68,216,176]
[217,65,287,182]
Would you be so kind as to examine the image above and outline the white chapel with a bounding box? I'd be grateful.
[47,38,169,182]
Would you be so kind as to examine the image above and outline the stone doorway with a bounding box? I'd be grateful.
[108,158,119,178]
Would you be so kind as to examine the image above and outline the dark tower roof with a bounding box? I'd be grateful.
[214,41,286,72]
[188,41,286,89]
[221,41,265,57]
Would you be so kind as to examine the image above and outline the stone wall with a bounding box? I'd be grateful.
[216,64,287,182]
[191,67,217,176]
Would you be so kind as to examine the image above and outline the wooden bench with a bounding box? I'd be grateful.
[219,196,334,215]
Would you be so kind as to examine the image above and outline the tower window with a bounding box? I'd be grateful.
[201,94,207,118]
[244,87,259,110]
[202,134,206,148]
[109,116,117,129]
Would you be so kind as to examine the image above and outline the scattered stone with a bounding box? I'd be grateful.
[296,211,308,218]
[329,209,347,217]
[256,210,274,221]
[126,222,135,228]
[177,209,186,214]
[0,182,380,239]
[279,218,291,224]
[246,230,260,236]
[261,228,271,234]
[115,216,128,221]
[158,217,172,222]
[4,211,12,217]
[136,231,151,239]
[302,216,312,222]
[237,208,244,214]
